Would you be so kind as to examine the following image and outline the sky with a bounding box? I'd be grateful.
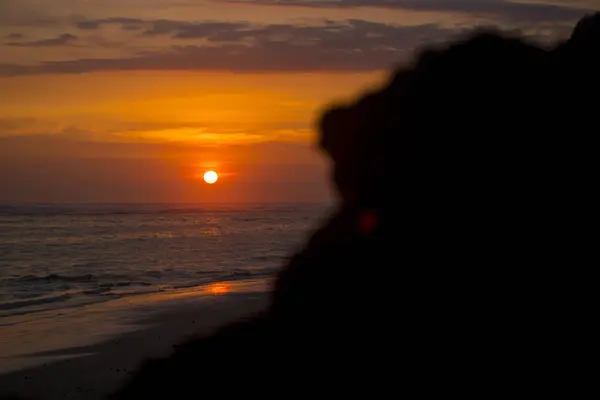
[0,0,595,204]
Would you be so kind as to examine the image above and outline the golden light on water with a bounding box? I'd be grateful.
[207,283,229,295]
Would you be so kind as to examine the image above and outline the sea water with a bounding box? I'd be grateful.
[0,203,330,318]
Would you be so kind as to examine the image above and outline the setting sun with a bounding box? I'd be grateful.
[203,171,219,184]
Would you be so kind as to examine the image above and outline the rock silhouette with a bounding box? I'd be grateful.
[110,13,599,398]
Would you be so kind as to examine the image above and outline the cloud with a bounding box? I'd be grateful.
[1,10,584,77]
[72,18,251,36]
[0,117,37,135]
[144,20,251,38]
[6,33,77,47]
[224,0,592,23]
[5,33,25,39]
[75,20,102,30]
[75,17,147,31]
[0,20,460,76]
[0,117,311,147]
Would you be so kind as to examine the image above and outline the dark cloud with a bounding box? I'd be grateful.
[0,117,35,135]
[75,17,147,31]
[74,18,251,36]
[1,13,582,76]
[226,0,592,23]
[0,20,460,76]
[75,20,101,30]
[5,33,24,39]
[0,63,28,76]
[6,33,77,47]
[145,20,251,38]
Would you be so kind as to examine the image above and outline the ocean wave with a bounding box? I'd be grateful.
[0,204,320,322]
[0,292,74,311]
[3,267,276,289]
[7,273,131,284]
[250,254,288,262]
[218,268,277,280]
[14,273,96,283]
[0,268,278,318]
[0,203,328,217]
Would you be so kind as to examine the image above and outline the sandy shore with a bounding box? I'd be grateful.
[0,280,270,400]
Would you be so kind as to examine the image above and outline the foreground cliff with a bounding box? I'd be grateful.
[111,13,599,398]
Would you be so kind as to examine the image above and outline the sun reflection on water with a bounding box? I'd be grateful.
[207,283,230,295]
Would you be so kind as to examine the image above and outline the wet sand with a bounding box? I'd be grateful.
[0,280,270,399]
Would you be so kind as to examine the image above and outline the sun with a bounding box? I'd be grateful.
[203,170,219,184]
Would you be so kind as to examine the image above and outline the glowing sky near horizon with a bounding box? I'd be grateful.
[0,0,592,203]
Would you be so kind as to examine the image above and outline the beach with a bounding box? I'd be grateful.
[0,278,271,399]
[0,204,330,399]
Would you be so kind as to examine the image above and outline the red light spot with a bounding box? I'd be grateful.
[358,210,378,234]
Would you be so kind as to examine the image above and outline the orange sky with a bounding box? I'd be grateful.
[0,71,384,203]
[0,0,589,203]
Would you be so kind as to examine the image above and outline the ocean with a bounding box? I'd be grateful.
[0,203,331,318]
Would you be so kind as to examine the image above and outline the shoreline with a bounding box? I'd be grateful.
[0,279,271,399]
[1,275,274,319]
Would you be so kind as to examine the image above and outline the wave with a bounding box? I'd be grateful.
[7,273,133,284]
[4,268,276,286]
[0,267,278,318]
[0,292,74,311]
[0,203,328,217]
[218,267,277,280]
[14,273,96,283]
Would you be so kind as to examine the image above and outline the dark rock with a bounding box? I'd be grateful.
[111,13,599,398]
